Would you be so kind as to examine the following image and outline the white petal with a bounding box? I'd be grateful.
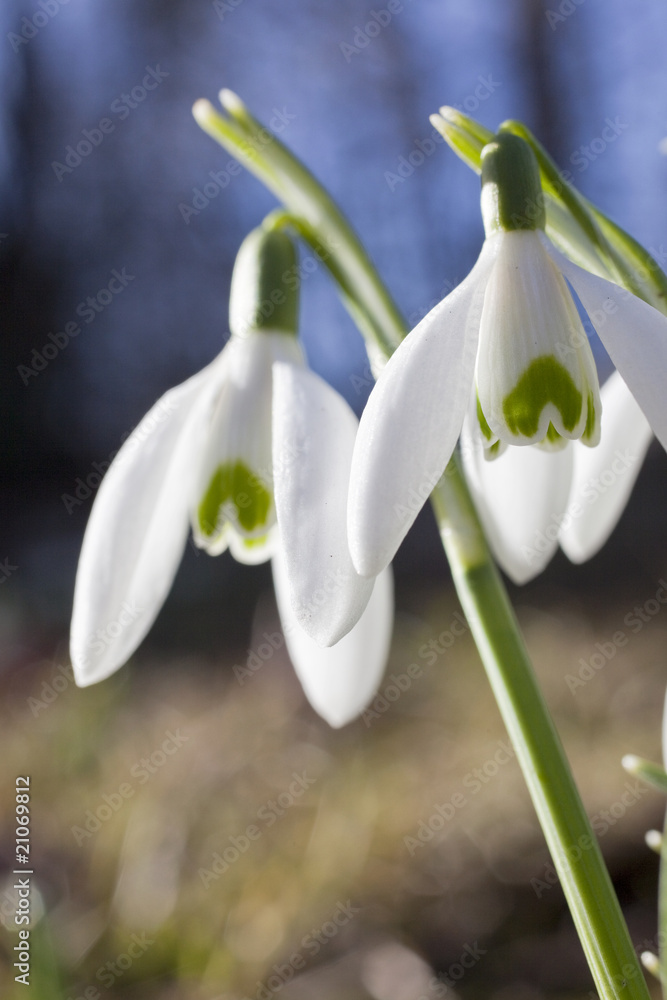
[70,357,224,686]
[461,406,573,584]
[192,331,303,556]
[558,371,653,563]
[477,230,599,447]
[272,363,373,645]
[228,526,279,566]
[545,238,667,452]
[348,238,499,578]
[272,550,394,728]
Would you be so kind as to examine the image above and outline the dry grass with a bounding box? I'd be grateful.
[0,579,666,1000]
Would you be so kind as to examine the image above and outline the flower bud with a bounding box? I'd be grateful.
[229,226,298,337]
[481,133,546,236]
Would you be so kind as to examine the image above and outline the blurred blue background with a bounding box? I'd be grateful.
[3,0,667,656]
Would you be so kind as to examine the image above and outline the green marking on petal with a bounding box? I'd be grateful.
[503,355,582,440]
[476,395,493,441]
[582,392,598,443]
[536,422,569,452]
[198,460,271,537]
[241,534,269,550]
[486,440,503,460]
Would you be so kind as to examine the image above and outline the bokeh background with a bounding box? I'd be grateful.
[2,0,667,997]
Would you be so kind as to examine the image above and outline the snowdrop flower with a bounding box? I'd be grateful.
[349,133,667,579]
[70,225,392,727]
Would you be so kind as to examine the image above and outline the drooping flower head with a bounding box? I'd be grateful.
[474,133,600,457]
[349,133,667,580]
[70,221,393,726]
[192,225,303,564]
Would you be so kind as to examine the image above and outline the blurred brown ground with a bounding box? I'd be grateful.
[1,575,666,1000]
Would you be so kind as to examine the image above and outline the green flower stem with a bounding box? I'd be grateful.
[432,464,650,1000]
[195,92,649,1000]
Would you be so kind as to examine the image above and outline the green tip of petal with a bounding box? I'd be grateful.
[198,460,272,538]
[502,355,583,441]
[537,422,570,451]
[485,440,504,461]
[581,392,600,445]
[476,394,494,441]
[239,533,270,552]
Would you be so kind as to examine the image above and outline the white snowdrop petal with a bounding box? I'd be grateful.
[272,551,394,728]
[476,230,598,448]
[193,331,303,557]
[71,357,224,686]
[461,406,573,584]
[559,371,653,563]
[348,238,500,578]
[272,363,373,645]
[545,238,667,452]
